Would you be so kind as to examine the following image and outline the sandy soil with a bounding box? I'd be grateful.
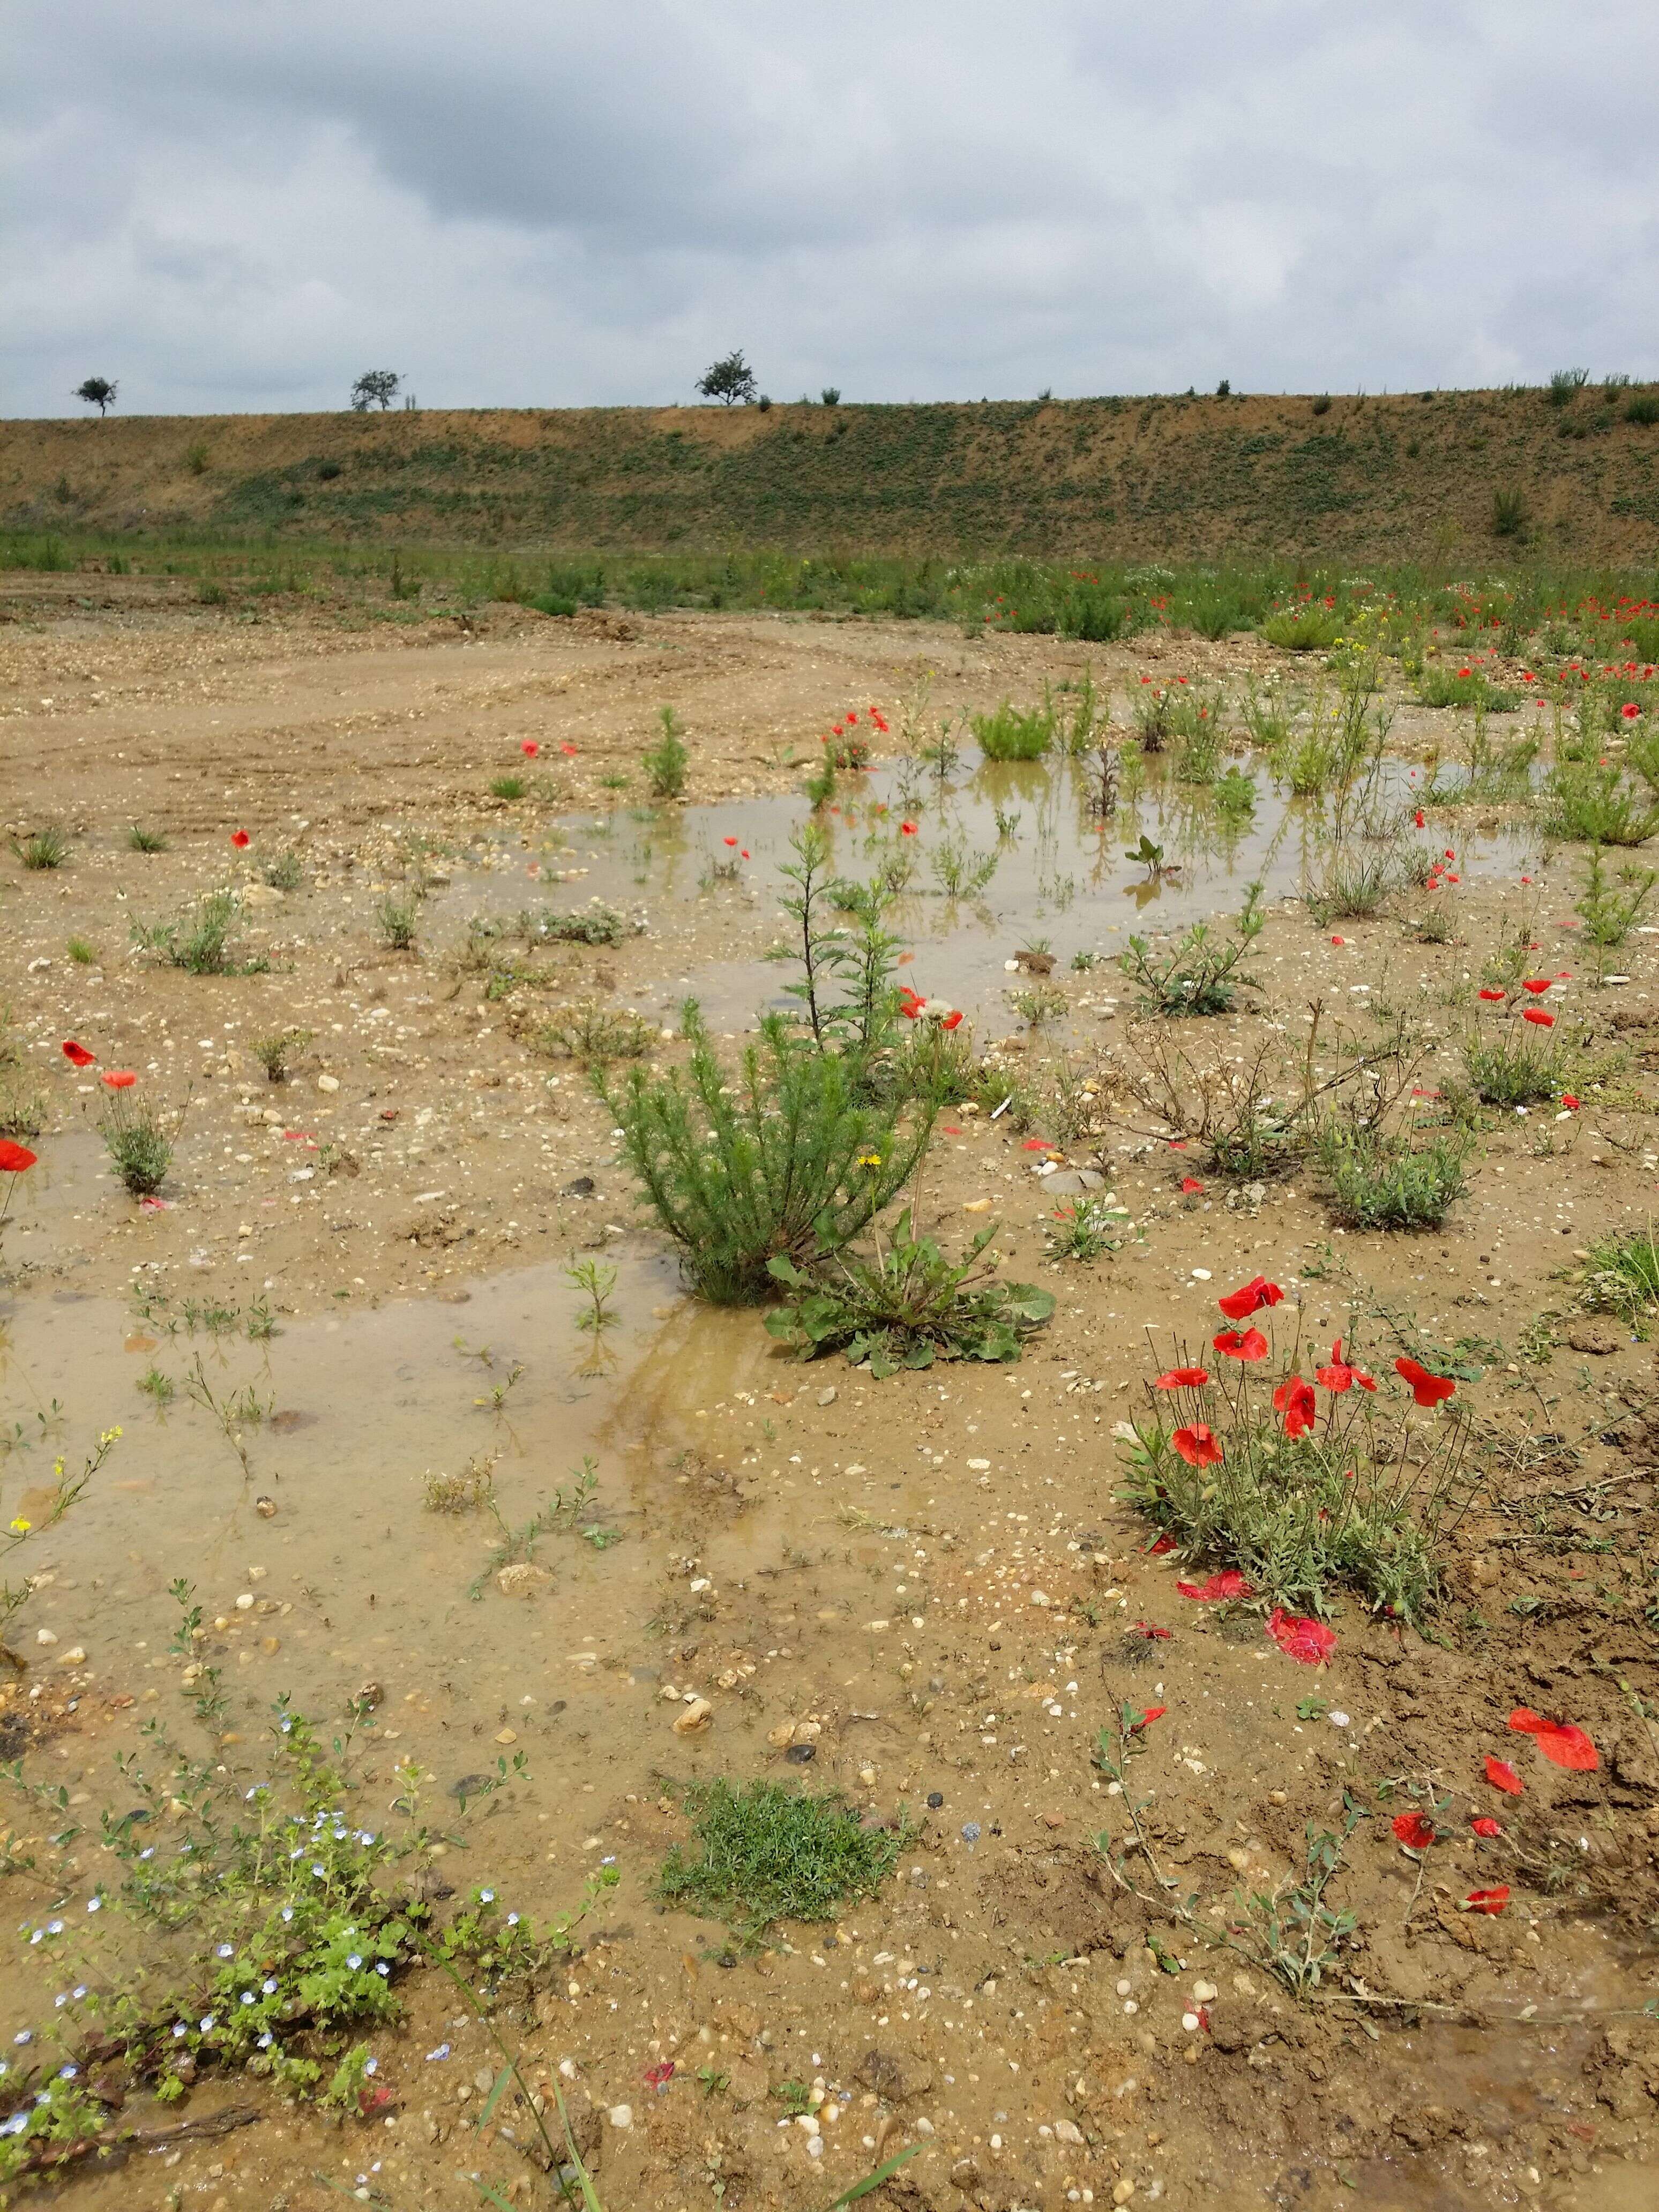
[0,580,1655,2211]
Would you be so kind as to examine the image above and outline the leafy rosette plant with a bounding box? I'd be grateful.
[1118,1273,1478,1623]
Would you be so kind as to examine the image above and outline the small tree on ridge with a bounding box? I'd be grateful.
[75,377,117,417]
[696,350,758,406]
[350,370,401,412]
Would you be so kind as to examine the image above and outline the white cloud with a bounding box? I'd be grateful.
[3,0,1656,416]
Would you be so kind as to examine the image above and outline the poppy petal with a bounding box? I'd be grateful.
[1266,1608,1337,1664]
[1483,1757,1523,1796]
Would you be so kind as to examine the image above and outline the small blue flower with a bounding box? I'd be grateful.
[479,1889,494,1904]
[263,1978,278,1996]
[311,1864,326,1878]
[257,2032,273,2050]
[46,1920,64,1935]
[425,2043,450,2062]
[138,1847,154,1862]
[346,1954,363,1971]
[374,1963,390,1977]
[216,1944,234,1959]
[86,1897,102,1914]
[13,2032,32,2046]
[1,2113,28,2139]
[240,1992,255,2006]
[358,1832,377,1847]
[173,2024,188,2039]
[199,2015,214,2034]
[364,2058,378,2075]
[54,1994,67,2009]
[58,2065,77,2081]
[280,1907,294,1923]
[72,1987,87,2001]
[28,1931,42,1946]
[506,1913,520,1927]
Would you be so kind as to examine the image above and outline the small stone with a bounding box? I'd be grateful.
[494,1728,518,1745]
[255,1496,278,1519]
[59,1646,86,1664]
[317,1073,340,1093]
[235,1593,255,1611]
[816,1387,837,1407]
[1192,1981,1217,2002]
[672,1697,713,1735]
[607,2104,633,2130]
[261,1637,281,1654]
[1113,2180,1136,2206]
[496,1563,551,1598]
[1053,2119,1085,2146]
[35,1629,57,1647]
[963,1199,994,1214]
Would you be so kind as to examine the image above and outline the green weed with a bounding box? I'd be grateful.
[643,706,689,797]
[656,1779,906,1945]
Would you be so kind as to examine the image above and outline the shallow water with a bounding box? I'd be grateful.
[434,749,1540,1032]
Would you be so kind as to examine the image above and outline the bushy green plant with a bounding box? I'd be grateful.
[972,698,1053,760]
[930,836,998,898]
[1213,767,1257,819]
[99,1087,173,1195]
[489,773,526,801]
[599,1007,934,1302]
[656,1779,905,1945]
[764,1211,1053,1374]
[1575,845,1658,947]
[126,824,167,853]
[131,890,265,975]
[1119,1351,1478,1623]
[1259,606,1342,651]
[642,705,689,797]
[532,998,655,1063]
[522,903,629,946]
[1544,762,1659,846]
[251,1028,311,1081]
[1418,667,1520,712]
[1304,842,1403,924]
[1581,1228,1659,1318]
[1121,881,1265,1015]
[1315,1125,1471,1230]
[374,890,421,948]
[1047,1190,1134,1260]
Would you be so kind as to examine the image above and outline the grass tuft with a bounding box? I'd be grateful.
[656,1779,905,1944]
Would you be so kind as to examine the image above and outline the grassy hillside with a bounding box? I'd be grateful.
[5,387,1659,561]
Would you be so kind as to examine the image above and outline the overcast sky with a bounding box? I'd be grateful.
[4,1,1654,418]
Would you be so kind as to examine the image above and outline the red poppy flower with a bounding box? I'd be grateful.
[1148,1534,1177,1556]
[1155,1367,1210,1390]
[1213,1326,1268,1362]
[939,1010,963,1030]
[741,850,750,860]
[520,739,540,758]
[1392,1813,1437,1848]
[900,821,918,836]
[1560,1092,1579,1110]
[1521,978,1552,994]
[1266,1608,1337,1664]
[1470,1816,1503,1838]
[1132,1621,1172,1640]
[1621,702,1641,719]
[1180,1176,1204,1194]
[1521,1008,1555,1027]
[1413,810,1426,828]
[1171,1424,1223,1468]
[1176,1568,1253,1602]
[1273,1373,1317,1438]
[723,835,738,846]
[230,829,250,849]
[61,1040,96,1067]
[560,743,578,756]
[1315,1339,1376,1394]
[1484,1756,1523,1795]
[1477,988,1506,1002]
[1131,1705,1167,1729]
[1463,1887,1509,1915]
[1217,1274,1283,1322]
[870,709,889,733]
[1021,1137,1053,1151]
[1444,849,1456,861]
[1508,1708,1597,1770]
[0,1140,38,1173]
[101,1071,137,1090]
[1395,1356,1455,1407]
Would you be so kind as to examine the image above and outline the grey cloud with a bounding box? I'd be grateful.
[3,0,1656,417]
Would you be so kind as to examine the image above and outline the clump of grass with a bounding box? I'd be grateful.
[1259,605,1342,651]
[375,890,422,950]
[131,890,266,975]
[126,825,168,853]
[251,1028,311,1081]
[1119,1352,1478,1623]
[261,847,303,891]
[765,1211,1053,1376]
[1315,1125,1472,1230]
[522,903,628,946]
[1047,1190,1133,1260]
[1544,763,1659,847]
[656,1778,906,1945]
[11,824,69,870]
[66,936,98,966]
[100,1088,172,1195]
[1581,1228,1659,1319]
[1418,667,1521,712]
[643,705,690,797]
[1304,843,1403,925]
[1462,1023,1565,1107]
[972,698,1053,761]
[1121,880,1265,1015]
[424,1448,499,1514]
[1133,686,1175,751]
[489,774,526,801]
[600,1006,935,1303]
[1214,767,1257,819]
[1411,904,1455,945]
[1010,982,1067,1027]
[533,998,655,1063]
[0,1010,43,1142]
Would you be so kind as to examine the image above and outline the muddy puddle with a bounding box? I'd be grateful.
[432,750,1540,1032]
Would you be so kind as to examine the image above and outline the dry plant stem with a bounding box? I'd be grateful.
[14,2105,261,2180]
